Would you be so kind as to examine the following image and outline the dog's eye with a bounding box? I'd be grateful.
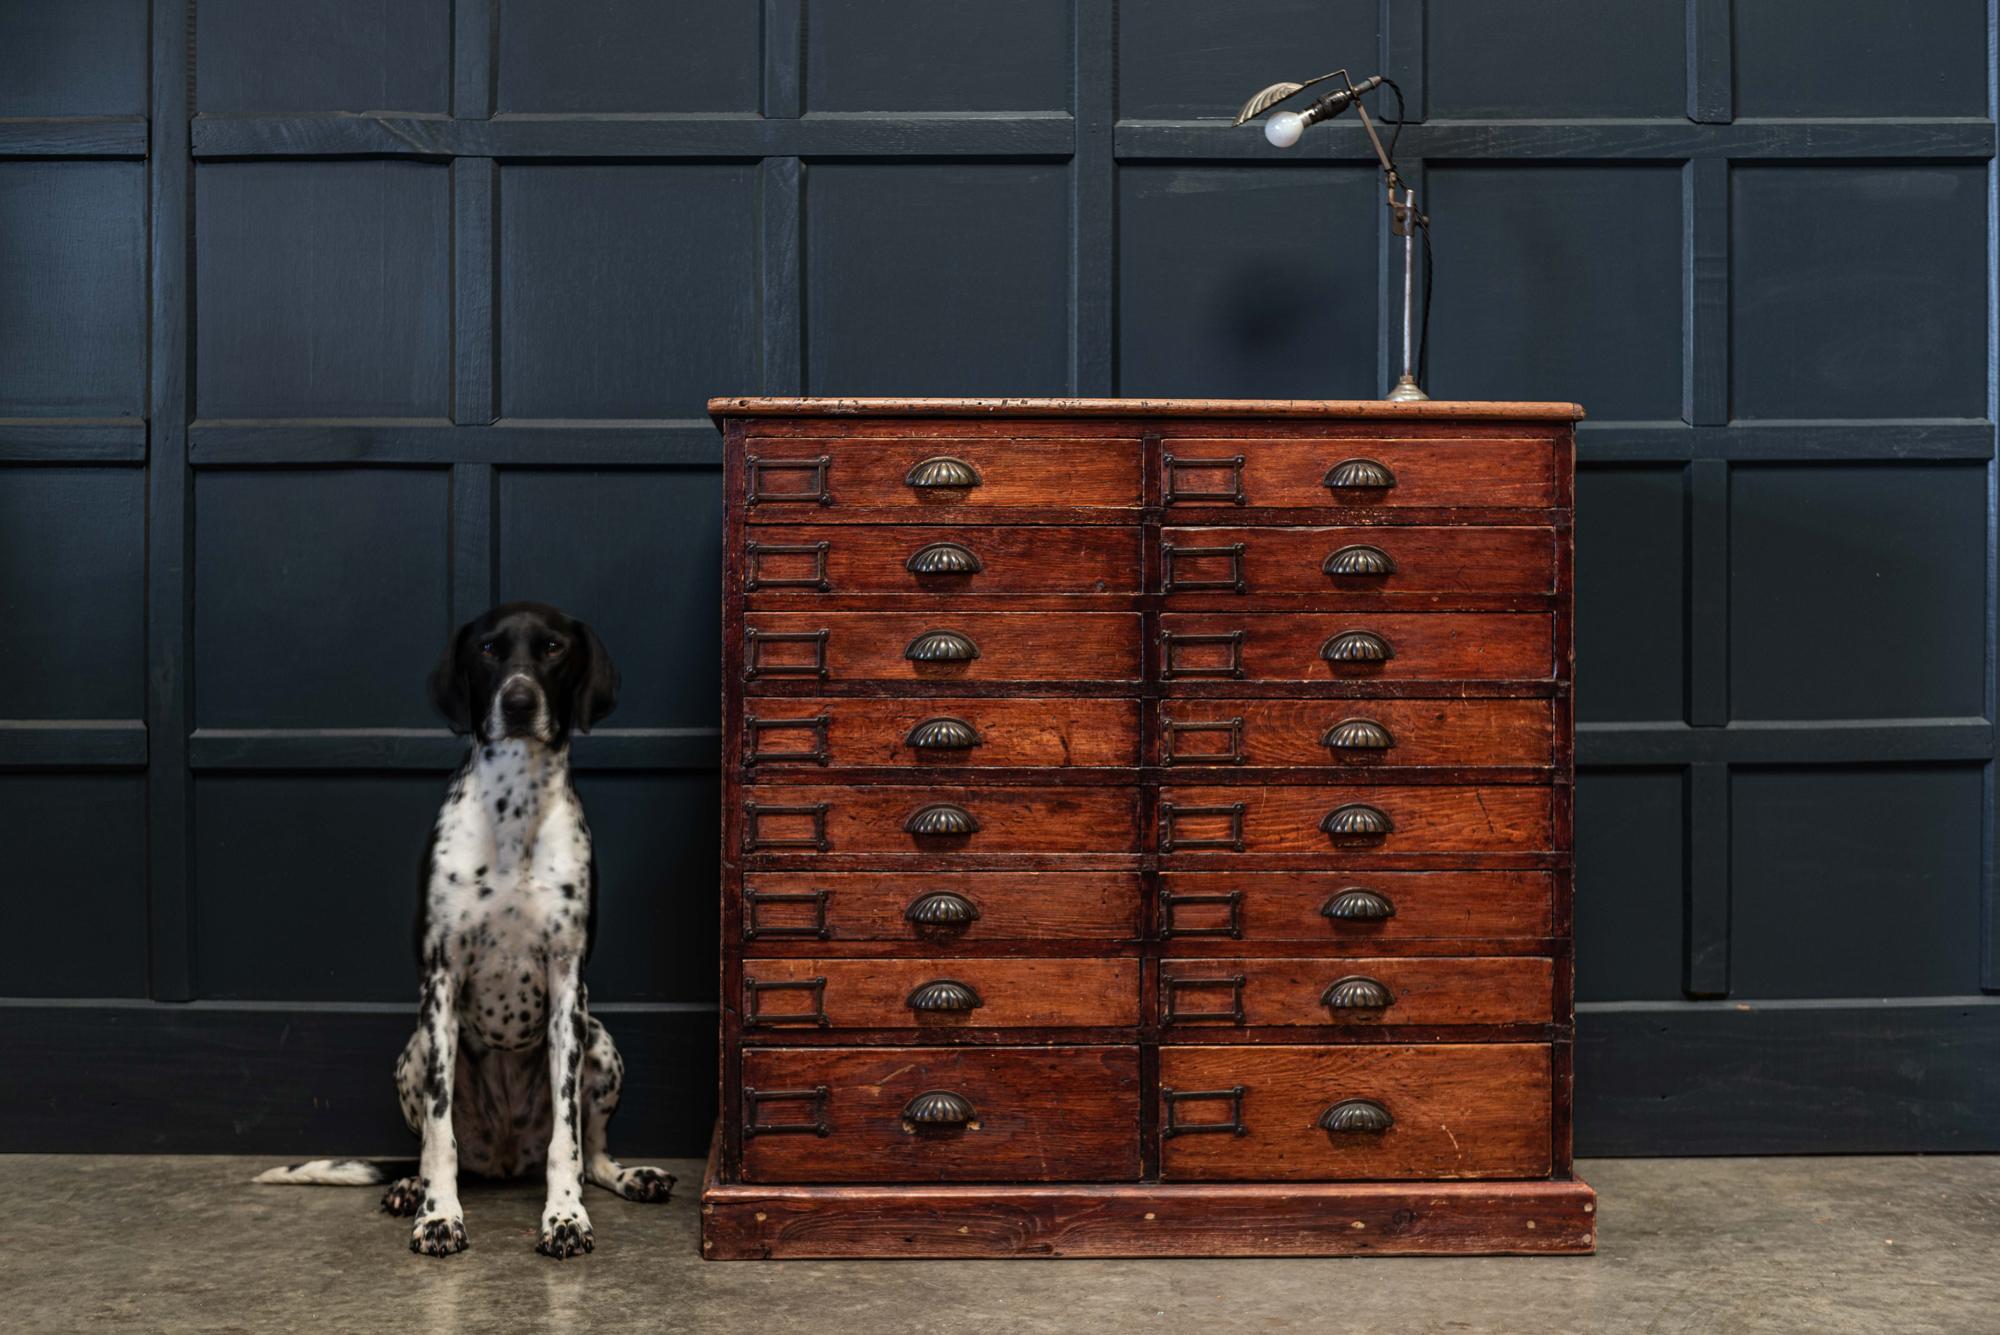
[539,638,565,659]
[480,640,500,659]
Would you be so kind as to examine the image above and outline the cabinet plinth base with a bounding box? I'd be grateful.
[701,1147,1596,1260]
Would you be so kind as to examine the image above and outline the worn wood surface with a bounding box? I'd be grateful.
[1157,699,1553,768]
[714,403,1577,1255]
[1161,435,1558,509]
[1157,1044,1553,1181]
[741,436,1141,514]
[714,397,1588,422]
[739,1045,1142,1183]
[739,870,1142,943]
[1157,957,1553,1028]
[741,958,1140,1029]
[1159,612,1553,683]
[740,783,1139,857]
[743,611,1142,686]
[743,697,1141,769]
[1158,870,1552,944]
[1159,785,1553,855]
[745,524,1140,599]
[1162,526,1556,597]
[705,1133,1594,1258]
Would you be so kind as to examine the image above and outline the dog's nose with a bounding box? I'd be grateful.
[501,684,537,721]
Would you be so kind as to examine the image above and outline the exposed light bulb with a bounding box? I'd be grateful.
[1264,111,1304,148]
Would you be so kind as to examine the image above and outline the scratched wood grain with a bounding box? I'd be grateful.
[740,1045,1142,1183]
[1157,1044,1553,1181]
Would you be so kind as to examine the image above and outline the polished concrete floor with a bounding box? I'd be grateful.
[0,1155,1995,1333]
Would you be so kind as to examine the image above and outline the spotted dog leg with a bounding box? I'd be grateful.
[581,1016,675,1203]
[537,959,593,1258]
[409,966,468,1256]
[381,1030,428,1216]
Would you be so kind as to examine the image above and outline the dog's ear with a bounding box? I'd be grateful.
[571,620,619,734]
[429,620,477,734]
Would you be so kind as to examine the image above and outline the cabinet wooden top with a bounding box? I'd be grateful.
[709,397,1586,424]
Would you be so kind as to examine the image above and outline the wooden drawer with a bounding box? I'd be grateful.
[1159,613,1552,683]
[1160,436,1557,510]
[744,697,1140,769]
[740,1046,1141,1183]
[1162,527,1554,597]
[740,784,1140,857]
[1158,871,1551,943]
[740,958,1139,1030]
[745,612,1141,686]
[1157,957,1552,1028]
[1156,699,1552,768]
[1158,1044,1552,1181]
[745,525,1139,600]
[743,437,1141,516]
[1158,786,1552,855]
[740,871,1142,942]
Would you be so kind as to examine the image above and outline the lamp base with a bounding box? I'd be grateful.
[1384,374,1430,402]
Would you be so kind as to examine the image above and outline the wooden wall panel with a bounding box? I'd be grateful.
[497,165,761,420]
[1729,165,1990,419]
[194,0,450,113]
[1730,766,1987,998]
[1115,0,1375,120]
[495,0,761,114]
[805,0,1073,113]
[804,163,1072,395]
[0,0,1994,1157]
[1117,165,1380,398]
[494,469,724,732]
[192,469,451,729]
[193,162,451,418]
[1731,0,1992,118]
[1574,467,1684,723]
[0,467,146,719]
[1424,164,1686,419]
[0,0,147,116]
[1426,0,1685,118]
[0,775,149,996]
[0,162,146,417]
[1728,463,1988,720]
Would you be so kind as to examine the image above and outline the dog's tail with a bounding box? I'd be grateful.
[251,1158,417,1186]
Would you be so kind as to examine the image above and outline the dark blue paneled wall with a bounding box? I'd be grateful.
[1,0,1994,1155]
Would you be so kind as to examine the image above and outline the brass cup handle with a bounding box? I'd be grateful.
[1324,457,1396,491]
[903,1090,976,1126]
[906,979,983,1012]
[906,541,983,576]
[1321,888,1397,922]
[905,456,982,490]
[1321,630,1393,663]
[905,716,981,750]
[1319,1098,1394,1134]
[1323,544,1397,577]
[1323,718,1393,752]
[1322,803,1393,837]
[905,629,980,663]
[904,891,981,927]
[1322,975,1395,1010]
[905,803,979,837]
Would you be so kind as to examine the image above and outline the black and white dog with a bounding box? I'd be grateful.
[255,602,673,1258]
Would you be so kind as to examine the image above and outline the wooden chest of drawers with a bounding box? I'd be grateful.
[702,398,1594,1259]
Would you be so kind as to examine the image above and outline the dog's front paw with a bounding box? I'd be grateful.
[381,1177,423,1217]
[618,1166,676,1203]
[410,1212,468,1257]
[537,1208,594,1260]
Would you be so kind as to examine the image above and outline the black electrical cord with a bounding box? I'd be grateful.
[1418,215,1433,390]
[1379,77,1408,162]
[1374,77,1431,391]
